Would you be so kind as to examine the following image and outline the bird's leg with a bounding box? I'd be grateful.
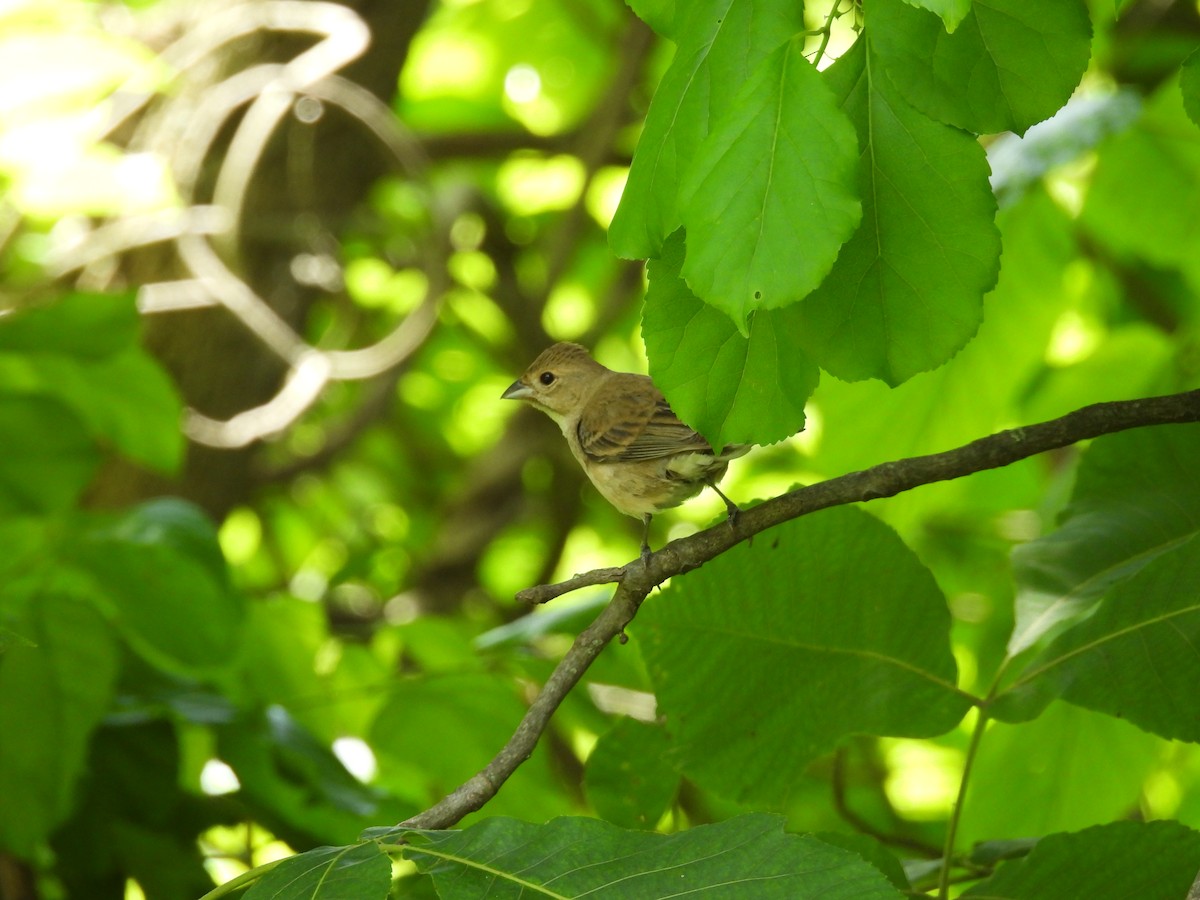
[707,481,741,528]
[640,513,653,564]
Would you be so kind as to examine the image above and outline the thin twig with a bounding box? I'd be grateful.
[400,389,1200,830]
[517,566,627,605]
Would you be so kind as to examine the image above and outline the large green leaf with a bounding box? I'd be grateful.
[1007,424,1200,657]
[994,535,1200,735]
[390,814,903,898]
[71,499,244,675]
[679,36,861,328]
[962,821,1200,899]
[0,292,140,358]
[638,505,972,802]
[242,842,392,900]
[642,229,817,447]
[867,0,1092,135]
[0,395,99,513]
[609,0,805,259]
[795,36,999,384]
[0,590,118,855]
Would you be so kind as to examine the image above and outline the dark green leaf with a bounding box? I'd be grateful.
[995,535,1200,736]
[0,396,98,513]
[867,0,1092,135]
[72,500,244,675]
[962,821,1200,899]
[609,0,805,259]
[795,37,1000,383]
[0,591,118,855]
[638,506,972,802]
[679,36,860,326]
[812,833,910,891]
[1183,48,1200,128]
[0,291,139,358]
[398,814,903,898]
[1007,424,1200,657]
[584,717,680,829]
[243,842,392,900]
[643,229,817,446]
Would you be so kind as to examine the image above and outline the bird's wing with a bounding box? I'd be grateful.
[577,374,713,462]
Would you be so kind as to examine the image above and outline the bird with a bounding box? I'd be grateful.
[501,342,749,561]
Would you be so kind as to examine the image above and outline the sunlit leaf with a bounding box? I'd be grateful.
[867,0,1092,135]
[795,37,999,384]
[643,229,816,447]
[609,0,806,260]
[1183,48,1200,128]
[900,0,973,31]
[679,36,860,328]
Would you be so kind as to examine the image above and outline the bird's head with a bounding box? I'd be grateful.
[501,342,607,423]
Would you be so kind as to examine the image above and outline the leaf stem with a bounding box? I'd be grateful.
[939,707,990,899]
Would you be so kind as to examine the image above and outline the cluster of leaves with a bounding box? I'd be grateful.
[2,0,1200,899]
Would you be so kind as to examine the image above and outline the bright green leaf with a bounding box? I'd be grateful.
[795,37,999,384]
[0,292,139,359]
[900,0,973,31]
[626,0,676,37]
[243,841,392,900]
[392,814,903,898]
[867,0,1092,135]
[0,592,118,856]
[995,535,1200,736]
[609,0,805,260]
[643,229,816,446]
[1007,424,1200,657]
[962,821,1200,899]
[584,717,680,829]
[638,506,972,802]
[680,36,861,326]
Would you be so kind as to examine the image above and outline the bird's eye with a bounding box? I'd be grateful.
[539,371,555,386]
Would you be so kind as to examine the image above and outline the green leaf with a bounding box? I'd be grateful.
[625,0,676,37]
[867,0,1093,135]
[994,535,1200,736]
[794,36,999,384]
[957,702,1162,846]
[962,821,1200,899]
[72,500,244,675]
[638,506,972,802]
[609,0,805,259]
[1007,424,1200,657]
[243,842,392,900]
[584,717,680,829]
[1184,48,1200,128]
[394,814,904,898]
[0,292,139,359]
[0,395,99,513]
[0,591,118,855]
[900,0,973,31]
[679,36,861,327]
[643,229,817,446]
[1081,78,1200,293]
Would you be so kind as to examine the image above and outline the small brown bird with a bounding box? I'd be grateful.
[501,342,749,560]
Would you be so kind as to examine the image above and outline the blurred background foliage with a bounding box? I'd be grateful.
[0,0,1198,897]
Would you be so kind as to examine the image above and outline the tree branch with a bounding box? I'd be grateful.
[399,389,1200,830]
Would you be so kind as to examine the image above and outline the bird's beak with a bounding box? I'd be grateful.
[501,379,533,401]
